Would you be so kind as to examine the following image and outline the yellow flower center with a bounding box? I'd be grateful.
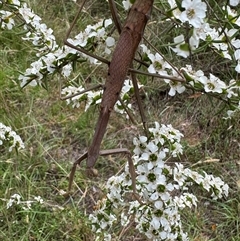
[187,8,195,19]
[207,83,215,90]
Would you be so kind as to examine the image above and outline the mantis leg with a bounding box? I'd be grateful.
[68,148,140,202]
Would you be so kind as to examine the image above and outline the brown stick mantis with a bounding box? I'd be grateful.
[64,0,185,193]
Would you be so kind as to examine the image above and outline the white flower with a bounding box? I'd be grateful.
[173,163,187,186]
[168,0,182,19]
[179,0,207,28]
[104,19,112,28]
[194,22,212,40]
[171,34,190,58]
[166,80,186,96]
[6,194,22,209]
[11,0,21,6]
[201,173,212,191]
[133,136,148,155]
[154,200,163,209]
[229,0,240,6]
[136,162,154,183]
[34,196,44,204]
[222,184,229,197]
[42,53,56,73]
[120,212,130,227]
[234,49,240,73]
[226,79,238,98]
[146,141,159,155]
[209,28,237,60]
[140,44,151,55]
[167,69,186,93]
[199,74,226,93]
[147,172,166,193]
[0,10,15,29]
[6,198,14,209]
[105,36,115,54]
[61,64,72,78]
[190,22,213,48]
[207,26,220,43]
[76,32,88,47]
[223,6,237,21]
[122,0,132,10]
[186,170,204,184]
[103,233,112,241]
[88,122,228,241]
[180,65,204,86]
[232,39,240,49]
[61,85,85,108]
[172,142,183,157]
[150,215,161,230]
[121,79,132,95]
[19,13,115,87]
[147,53,171,75]
[23,200,32,210]
[18,3,36,24]
[160,230,168,239]
[67,32,87,48]
[0,123,25,151]
[61,85,103,110]
[224,110,235,119]
[106,177,125,202]
[174,193,198,209]
[114,79,142,118]
[85,90,102,111]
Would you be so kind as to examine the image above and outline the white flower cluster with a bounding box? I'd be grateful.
[173,163,229,200]
[0,1,115,87]
[89,122,229,240]
[5,193,44,210]
[141,44,186,96]
[67,18,115,55]
[61,85,102,111]
[61,79,142,118]
[19,3,57,53]
[0,122,24,152]
[141,37,240,117]
[17,16,114,87]
[180,65,240,118]
[168,0,240,72]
